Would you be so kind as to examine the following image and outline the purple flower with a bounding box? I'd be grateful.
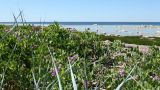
[139,46,149,54]
[152,76,160,81]
[70,55,77,60]
[51,66,61,77]
[68,54,79,62]
[119,68,126,77]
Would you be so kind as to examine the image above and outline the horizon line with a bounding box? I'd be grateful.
[1,21,160,23]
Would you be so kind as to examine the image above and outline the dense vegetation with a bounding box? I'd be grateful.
[0,25,6,31]
[0,23,160,90]
[100,35,160,46]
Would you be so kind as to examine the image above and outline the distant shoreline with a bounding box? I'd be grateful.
[1,23,160,37]
[1,22,160,25]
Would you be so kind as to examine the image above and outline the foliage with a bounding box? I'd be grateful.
[100,35,160,46]
[0,25,6,30]
[0,23,160,90]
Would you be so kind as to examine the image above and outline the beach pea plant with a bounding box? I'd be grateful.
[0,25,6,31]
[0,23,160,90]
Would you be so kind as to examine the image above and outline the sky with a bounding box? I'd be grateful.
[0,0,160,22]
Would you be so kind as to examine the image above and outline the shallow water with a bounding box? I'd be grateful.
[62,25,160,36]
[1,22,160,36]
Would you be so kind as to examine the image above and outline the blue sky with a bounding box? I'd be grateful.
[0,0,160,22]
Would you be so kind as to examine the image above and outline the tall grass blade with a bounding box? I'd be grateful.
[48,46,62,90]
[0,69,6,89]
[32,70,40,90]
[19,10,24,26]
[68,60,77,90]
[0,12,22,41]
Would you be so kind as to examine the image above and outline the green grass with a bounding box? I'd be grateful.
[100,35,160,46]
[0,23,160,89]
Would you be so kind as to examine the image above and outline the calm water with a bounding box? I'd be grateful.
[1,22,160,36]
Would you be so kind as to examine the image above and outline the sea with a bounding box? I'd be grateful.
[1,22,160,37]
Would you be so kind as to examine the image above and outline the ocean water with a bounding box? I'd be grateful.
[1,22,160,36]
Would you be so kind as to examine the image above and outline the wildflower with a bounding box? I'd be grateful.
[139,46,149,54]
[70,55,77,60]
[149,72,160,81]
[17,35,21,41]
[118,63,126,77]
[119,68,126,77]
[119,68,125,77]
[51,66,61,77]
[152,76,160,81]
[68,54,79,62]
